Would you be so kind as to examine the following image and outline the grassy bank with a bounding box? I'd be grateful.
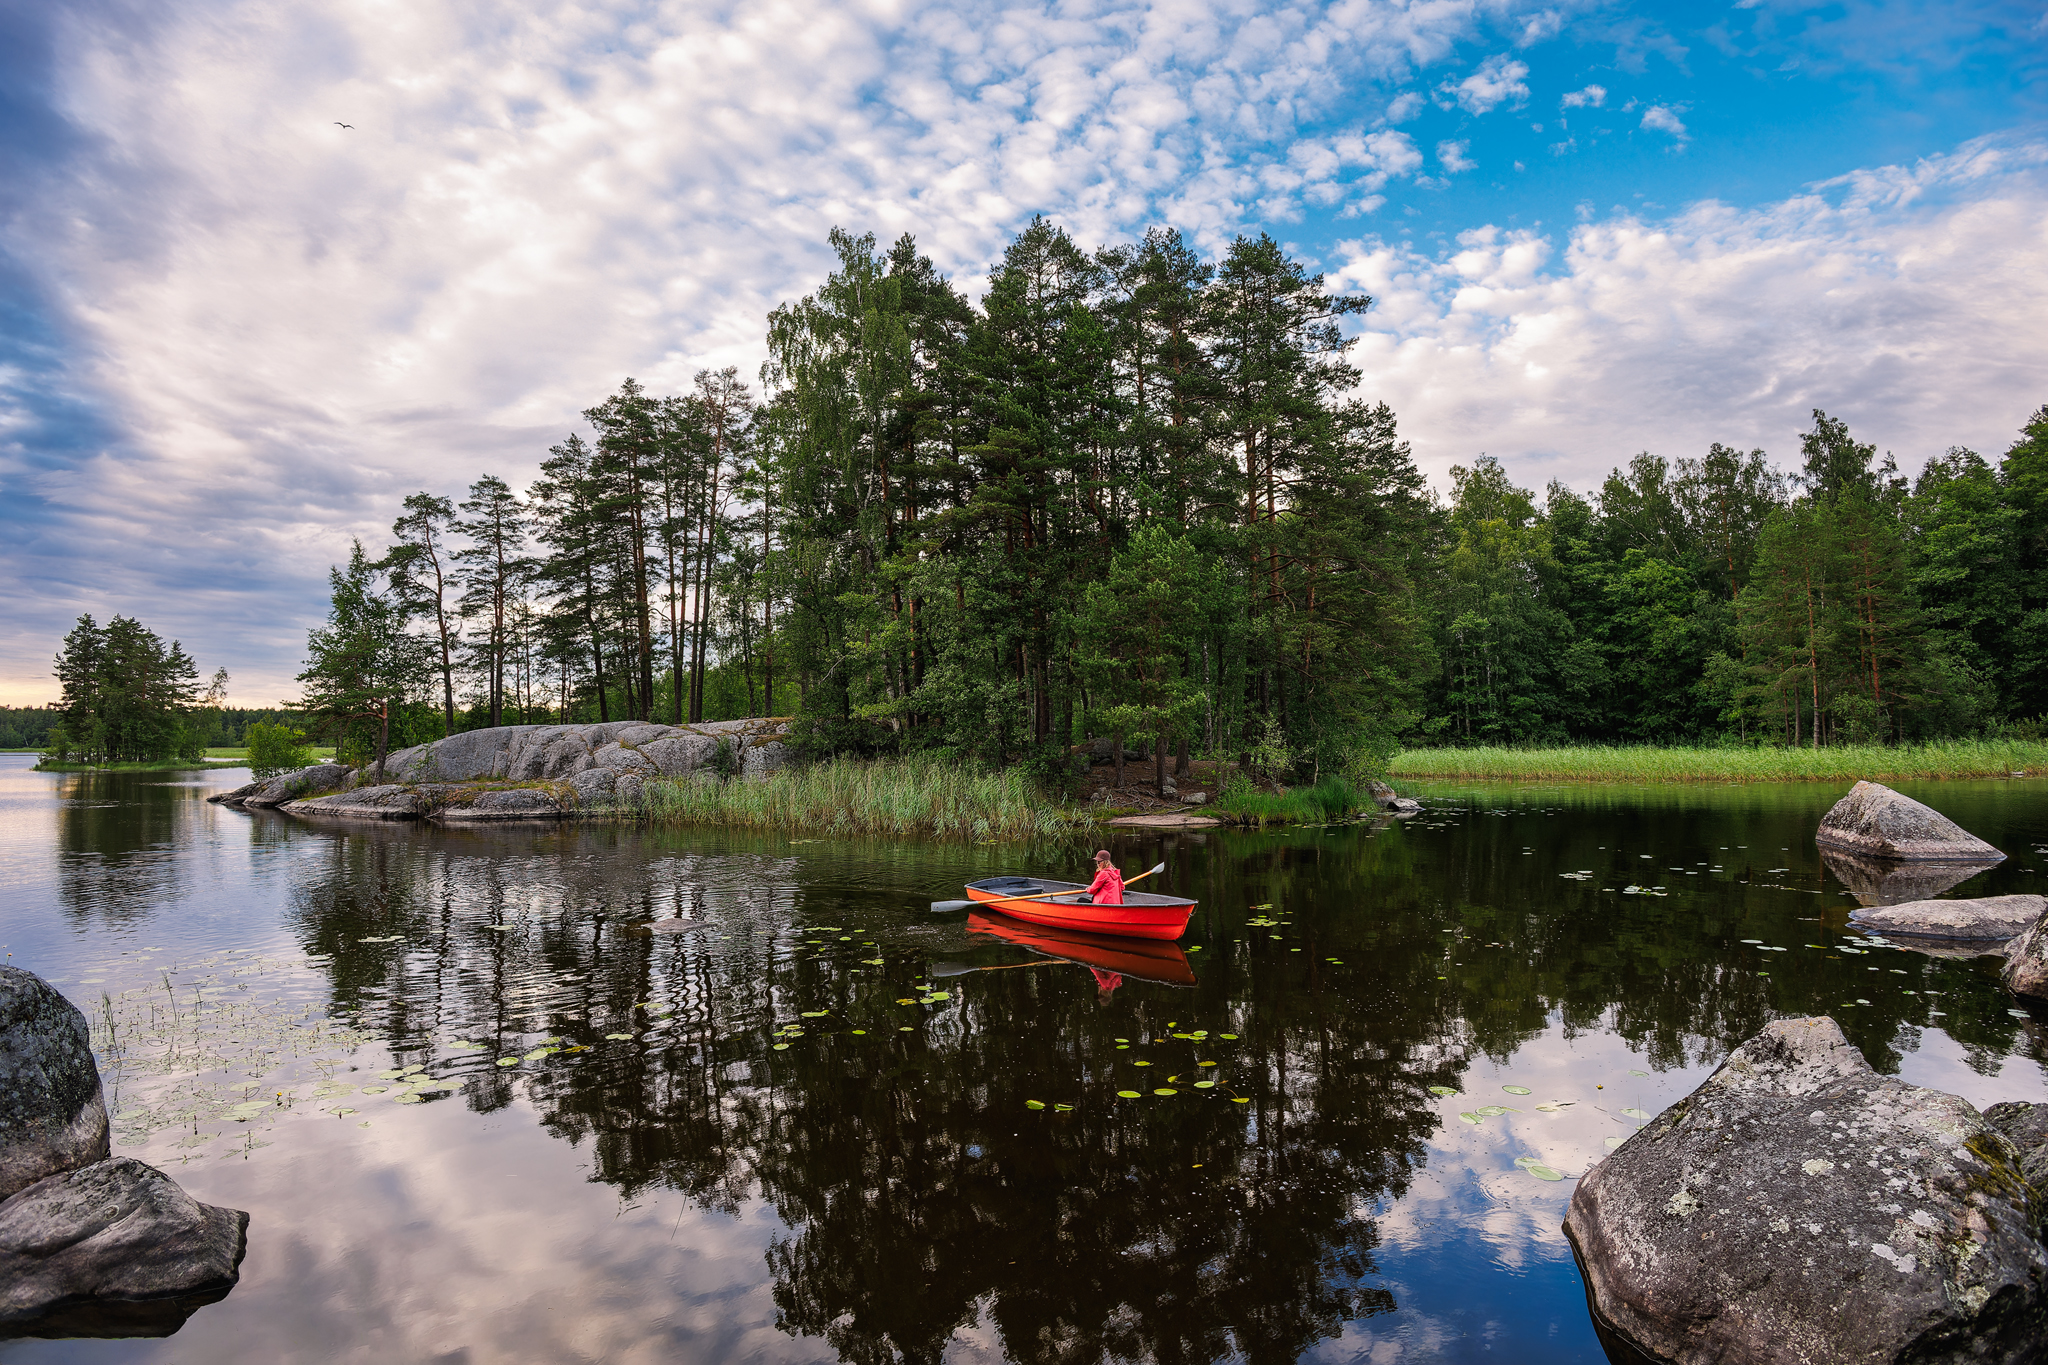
[1207,775,1366,827]
[642,756,1084,839]
[1387,740,2048,784]
[33,757,254,772]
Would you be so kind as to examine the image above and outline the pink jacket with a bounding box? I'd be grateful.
[1086,866,1125,905]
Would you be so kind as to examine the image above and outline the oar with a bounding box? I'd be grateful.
[929,862,1166,913]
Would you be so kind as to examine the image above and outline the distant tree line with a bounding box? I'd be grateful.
[303,219,2048,778]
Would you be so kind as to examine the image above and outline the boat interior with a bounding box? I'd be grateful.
[967,876,1196,907]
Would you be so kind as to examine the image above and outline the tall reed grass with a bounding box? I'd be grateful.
[640,756,1084,839]
[1387,741,2048,784]
[1207,775,1365,826]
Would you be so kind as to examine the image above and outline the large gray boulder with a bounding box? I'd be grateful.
[379,719,787,788]
[0,1158,247,1327]
[0,967,109,1201]
[283,785,430,820]
[1982,1101,2048,1238]
[1815,781,2005,863]
[1564,1016,2046,1365]
[1821,850,1994,907]
[2002,906,2048,1004]
[1849,895,2047,943]
[437,787,571,823]
[207,763,353,810]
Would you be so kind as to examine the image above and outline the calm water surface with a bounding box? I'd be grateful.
[3,755,2046,1364]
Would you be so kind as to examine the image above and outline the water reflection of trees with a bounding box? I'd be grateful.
[53,771,214,925]
[266,802,2042,1363]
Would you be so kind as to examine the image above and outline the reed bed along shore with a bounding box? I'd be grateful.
[641,756,1085,839]
[1387,740,2048,784]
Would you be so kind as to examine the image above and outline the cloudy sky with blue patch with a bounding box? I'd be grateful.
[2,0,2044,704]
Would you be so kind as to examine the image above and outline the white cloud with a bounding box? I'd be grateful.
[1641,104,1689,140]
[1385,90,1425,123]
[1561,83,1606,108]
[1332,137,2048,496]
[1437,139,1477,173]
[1440,54,1530,115]
[0,0,1505,703]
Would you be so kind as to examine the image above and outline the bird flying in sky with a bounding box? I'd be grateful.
[334,122,352,129]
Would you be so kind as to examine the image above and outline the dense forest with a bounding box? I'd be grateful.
[292,221,2046,778]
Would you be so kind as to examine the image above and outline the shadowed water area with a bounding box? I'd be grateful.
[3,755,2046,1363]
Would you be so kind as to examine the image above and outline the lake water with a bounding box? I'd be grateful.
[2,754,2045,1364]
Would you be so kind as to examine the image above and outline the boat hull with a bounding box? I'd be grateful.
[962,878,1196,941]
[966,912,1196,985]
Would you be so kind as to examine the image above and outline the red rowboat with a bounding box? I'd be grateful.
[960,876,1197,941]
[965,912,1197,986]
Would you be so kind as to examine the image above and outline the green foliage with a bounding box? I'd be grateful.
[244,721,315,780]
[1208,775,1364,826]
[298,541,433,772]
[47,613,206,765]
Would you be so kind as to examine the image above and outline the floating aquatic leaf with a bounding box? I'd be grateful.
[1194,1081,1216,1089]
[377,1069,406,1079]
[1153,1087,1177,1096]
[1523,1164,1565,1181]
[1604,1135,1624,1149]
[1513,1156,1544,1167]
[1118,1090,1143,1099]
[1219,1033,1238,1040]
[772,1043,790,1051]
[926,991,950,1000]
[1429,1086,1459,1096]
[360,1086,389,1095]
[1502,1085,1531,1095]
[1133,1060,1153,1067]
[448,1040,485,1051]
[1197,1060,1217,1067]
[497,1058,518,1067]
[1620,1107,1652,1119]
[1628,1069,1649,1077]
[899,1026,914,1032]
[333,1107,357,1117]
[851,1029,867,1035]
[605,1033,633,1040]
[896,997,916,1005]
[1476,1104,1516,1116]
[1459,1112,1484,1125]
[863,958,884,965]
[393,1093,422,1105]
[1026,1100,1046,1110]
[1250,903,1273,910]
[1054,1103,1075,1112]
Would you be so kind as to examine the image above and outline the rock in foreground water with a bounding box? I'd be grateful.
[1848,895,2047,943]
[0,967,109,1201]
[1564,1016,2046,1365]
[0,1158,247,1327]
[2002,906,2048,1004]
[1815,781,2005,862]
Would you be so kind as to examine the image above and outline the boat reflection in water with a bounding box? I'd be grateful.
[962,910,1197,993]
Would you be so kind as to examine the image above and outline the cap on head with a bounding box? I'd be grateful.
[1093,849,1112,862]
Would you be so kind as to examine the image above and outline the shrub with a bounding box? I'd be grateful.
[246,721,315,780]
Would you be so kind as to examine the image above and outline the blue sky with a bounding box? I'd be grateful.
[1,0,2044,704]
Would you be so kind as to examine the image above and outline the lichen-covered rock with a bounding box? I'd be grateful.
[436,788,568,824]
[1849,895,2046,943]
[210,763,353,810]
[0,1158,247,1326]
[1982,1101,2048,1238]
[1815,781,2005,863]
[2002,906,2048,1004]
[283,785,428,820]
[1821,850,1994,907]
[381,719,788,786]
[0,968,108,1201]
[1564,1016,2047,1365]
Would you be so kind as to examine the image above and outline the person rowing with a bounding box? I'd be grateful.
[1077,848,1124,905]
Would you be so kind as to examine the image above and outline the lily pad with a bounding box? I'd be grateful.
[1231,1097,1250,1103]
[605,1033,633,1040]
[1459,1112,1484,1125]
[1523,1164,1565,1181]
[1502,1085,1531,1095]
[393,1093,422,1104]
[360,1086,389,1095]
[497,1058,518,1066]
[1153,1087,1177,1096]
[1475,1104,1515,1116]
[1194,1081,1216,1089]
[1025,1100,1046,1110]
[1604,1135,1625,1149]
[1429,1086,1459,1096]
[1118,1090,1143,1099]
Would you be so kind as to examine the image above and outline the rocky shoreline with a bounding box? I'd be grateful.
[210,718,792,824]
